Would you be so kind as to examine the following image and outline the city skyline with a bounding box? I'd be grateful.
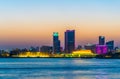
[0,0,120,49]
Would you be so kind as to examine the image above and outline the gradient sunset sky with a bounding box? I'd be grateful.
[0,0,120,49]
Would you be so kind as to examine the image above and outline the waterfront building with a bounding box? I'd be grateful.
[72,49,96,58]
[53,32,61,53]
[96,45,108,55]
[106,40,114,52]
[65,30,75,53]
[40,46,52,53]
[76,45,82,50]
[29,46,39,52]
[99,36,105,45]
[84,44,96,53]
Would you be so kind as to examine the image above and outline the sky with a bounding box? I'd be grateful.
[0,0,120,49]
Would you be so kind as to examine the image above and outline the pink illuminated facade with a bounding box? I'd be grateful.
[96,45,108,55]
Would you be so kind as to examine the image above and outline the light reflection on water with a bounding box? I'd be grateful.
[0,58,120,79]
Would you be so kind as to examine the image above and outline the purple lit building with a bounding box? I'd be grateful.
[96,45,108,55]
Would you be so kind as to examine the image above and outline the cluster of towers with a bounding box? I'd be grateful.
[52,30,114,54]
[96,36,114,54]
[53,30,75,53]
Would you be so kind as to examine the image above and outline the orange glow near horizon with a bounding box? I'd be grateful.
[0,22,120,48]
[0,0,120,49]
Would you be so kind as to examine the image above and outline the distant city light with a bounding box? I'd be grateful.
[73,50,95,55]
[96,45,108,55]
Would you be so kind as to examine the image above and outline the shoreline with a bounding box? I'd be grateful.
[0,57,120,59]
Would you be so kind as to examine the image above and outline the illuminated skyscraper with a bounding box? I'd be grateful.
[106,40,114,51]
[65,30,75,53]
[99,36,105,45]
[53,32,60,53]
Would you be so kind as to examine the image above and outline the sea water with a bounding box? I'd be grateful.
[0,58,120,79]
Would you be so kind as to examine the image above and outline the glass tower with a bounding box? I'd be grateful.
[65,30,75,53]
[53,32,60,53]
[106,40,114,51]
[99,36,105,45]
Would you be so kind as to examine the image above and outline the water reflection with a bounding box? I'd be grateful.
[0,58,120,79]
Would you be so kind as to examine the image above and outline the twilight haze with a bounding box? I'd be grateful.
[0,0,120,49]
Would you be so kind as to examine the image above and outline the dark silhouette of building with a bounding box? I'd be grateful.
[40,46,52,53]
[84,44,96,53]
[106,40,114,51]
[29,46,40,52]
[77,45,82,50]
[53,32,61,53]
[99,36,105,45]
[65,30,75,53]
[21,48,29,52]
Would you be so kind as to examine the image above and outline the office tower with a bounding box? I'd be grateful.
[65,30,75,53]
[99,36,105,45]
[96,45,108,55]
[106,40,114,51]
[53,32,61,53]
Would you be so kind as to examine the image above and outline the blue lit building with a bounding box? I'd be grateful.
[99,36,105,45]
[53,32,61,53]
[65,30,75,53]
[106,40,114,51]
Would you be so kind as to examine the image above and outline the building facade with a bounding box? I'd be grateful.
[65,30,75,53]
[40,46,52,53]
[99,36,105,45]
[96,45,108,55]
[84,44,96,53]
[53,32,61,53]
[106,40,114,52]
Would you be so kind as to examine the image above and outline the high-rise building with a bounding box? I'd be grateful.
[106,40,114,51]
[99,36,105,45]
[53,32,60,53]
[65,30,75,53]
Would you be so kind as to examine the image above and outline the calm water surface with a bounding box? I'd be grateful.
[0,58,120,79]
